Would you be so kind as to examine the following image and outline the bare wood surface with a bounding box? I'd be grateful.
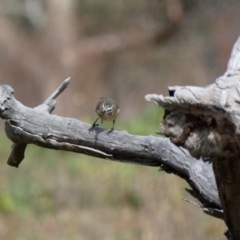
[3,36,240,240]
[0,81,222,221]
[146,36,240,239]
[7,78,71,167]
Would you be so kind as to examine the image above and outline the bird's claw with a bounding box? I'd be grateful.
[107,128,114,134]
[89,123,99,133]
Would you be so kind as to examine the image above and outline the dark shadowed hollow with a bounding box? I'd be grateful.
[0,0,238,239]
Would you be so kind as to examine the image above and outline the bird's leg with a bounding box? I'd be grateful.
[92,117,99,128]
[110,119,116,132]
[89,118,99,133]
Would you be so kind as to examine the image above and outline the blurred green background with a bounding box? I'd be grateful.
[0,0,237,239]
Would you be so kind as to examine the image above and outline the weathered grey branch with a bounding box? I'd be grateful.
[3,37,239,240]
[7,77,70,167]
[146,36,240,239]
[0,81,222,222]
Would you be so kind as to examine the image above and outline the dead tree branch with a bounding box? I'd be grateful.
[0,78,221,222]
[7,77,71,167]
[3,30,240,240]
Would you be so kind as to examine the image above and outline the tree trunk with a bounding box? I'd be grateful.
[146,36,240,240]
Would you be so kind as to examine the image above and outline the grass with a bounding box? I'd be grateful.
[0,106,225,240]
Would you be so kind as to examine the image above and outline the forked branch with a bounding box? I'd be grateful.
[0,78,221,222]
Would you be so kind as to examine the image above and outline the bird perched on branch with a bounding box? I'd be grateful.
[91,98,120,131]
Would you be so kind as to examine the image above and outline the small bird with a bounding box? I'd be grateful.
[91,98,120,131]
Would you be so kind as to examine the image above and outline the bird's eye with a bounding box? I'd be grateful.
[105,103,111,107]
